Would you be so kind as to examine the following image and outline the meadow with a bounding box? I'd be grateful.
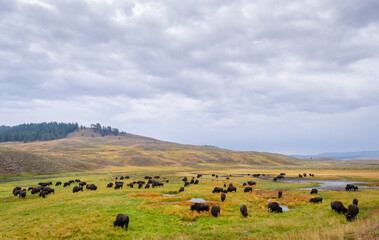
[0,168,378,240]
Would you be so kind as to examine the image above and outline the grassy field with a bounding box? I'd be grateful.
[0,168,378,240]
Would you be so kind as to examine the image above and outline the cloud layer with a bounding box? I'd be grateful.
[1,0,379,154]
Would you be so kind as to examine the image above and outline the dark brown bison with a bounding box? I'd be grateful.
[309,197,323,203]
[63,182,70,187]
[138,183,143,189]
[19,190,26,198]
[346,204,359,222]
[79,182,87,187]
[154,176,160,179]
[184,181,190,187]
[13,187,21,194]
[107,183,113,188]
[73,186,83,193]
[190,178,195,184]
[75,179,81,182]
[221,193,226,202]
[331,201,347,214]
[114,214,129,231]
[216,175,218,178]
[345,184,358,191]
[240,204,248,217]
[278,191,282,198]
[298,174,303,178]
[86,184,97,191]
[114,182,123,189]
[211,205,220,217]
[247,181,256,186]
[212,187,224,193]
[182,177,188,182]
[353,199,358,206]
[179,186,184,192]
[55,182,62,186]
[197,174,202,178]
[303,173,307,177]
[194,180,199,184]
[145,184,150,189]
[280,173,286,176]
[227,186,237,192]
[310,189,318,194]
[190,203,209,213]
[243,183,247,186]
[268,202,282,213]
[68,180,75,184]
[244,187,253,192]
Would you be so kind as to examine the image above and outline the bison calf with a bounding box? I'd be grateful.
[114,214,129,231]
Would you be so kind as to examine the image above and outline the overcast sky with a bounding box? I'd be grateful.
[1,0,379,154]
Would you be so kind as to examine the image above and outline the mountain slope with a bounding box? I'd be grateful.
[0,129,305,175]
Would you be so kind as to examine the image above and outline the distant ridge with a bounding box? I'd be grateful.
[292,150,379,160]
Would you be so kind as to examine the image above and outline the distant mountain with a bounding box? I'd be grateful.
[292,151,379,160]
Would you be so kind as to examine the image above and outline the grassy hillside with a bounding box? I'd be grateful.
[0,129,306,176]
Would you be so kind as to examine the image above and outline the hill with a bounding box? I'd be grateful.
[293,150,379,160]
[0,129,305,175]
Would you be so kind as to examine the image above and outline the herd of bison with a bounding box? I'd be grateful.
[11,172,360,231]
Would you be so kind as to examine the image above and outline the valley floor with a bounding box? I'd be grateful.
[0,168,378,240]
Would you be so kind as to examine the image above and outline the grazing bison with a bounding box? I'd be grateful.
[216,175,218,178]
[212,187,224,193]
[182,177,188,182]
[194,180,199,184]
[244,187,253,192]
[184,181,190,187]
[345,184,359,191]
[75,179,81,182]
[268,202,282,213]
[226,177,230,180]
[55,182,62,186]
[353,199,358,206]
[13,190,22,196]
[120,176,124,180]
[247,181,256,186]
[278,191,282,198]
[68,180,75,184]
[346,204,359,222]
[310,189,318,194]
[28,187,34,191]
[298,174,303,178]
[114,182,123,189]
[38,182,51,187]
[145,184,150,189]
[212,174,215,177]
[331,201,347,214]
[227,186,237,192]
[273,177,279,182]
[243,183,246,187]
[138,183,143,189]
[303,173,307,177]
[211,205,220,217]
[190,203,209,213]
[86,184,97,191]
[154,176,160,179]
[309,197,323,203]
[114,214,129,231]
[127,183,134,188]
[221,193,226,202]
[107,183,113,188]
[280,173,286,176]
[73,186,83,193]
[197,174,202,178]
[179,186,184,192]
[240,204,248,217]
[190,178,195,184]
[13,187,21,194]
[79,182,87,187]
[19,191,26,198]
[63,182,70,187]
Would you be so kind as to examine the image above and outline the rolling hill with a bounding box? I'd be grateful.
[0,129,305,175]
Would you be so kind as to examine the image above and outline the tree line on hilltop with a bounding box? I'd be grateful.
[0,122,78,143]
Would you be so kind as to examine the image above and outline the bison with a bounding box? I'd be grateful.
[268,202,282,213]
[221,193,226,202]
[19,190,26,198]
[190,203,209,213]
[55,182,62,186]
[86,184,97,191]
[309,197,323,203]
[184,181,190,187]
[194,180,199,184]
[346,204,359,222]
[63,182,71,187]
[310,189,318,194]
[331,201,347,214]
[212,187,224,193]
[114,214,129,231]
[278,191,282,198]
[247,181,256,186]
[73,186,83,193]
[353,199,358,206]
[211,205,220,217]
[79,182,87,187]
[107,183,113,188]
[227,186,237,192]
[240,204,248,217]
[244,187,253,192]
[345,184,358,191]
[179,186,184,192]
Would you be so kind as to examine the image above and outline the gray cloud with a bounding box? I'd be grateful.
[1,0,379,154]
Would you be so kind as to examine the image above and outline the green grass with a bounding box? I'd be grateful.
[0,169,378,239]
